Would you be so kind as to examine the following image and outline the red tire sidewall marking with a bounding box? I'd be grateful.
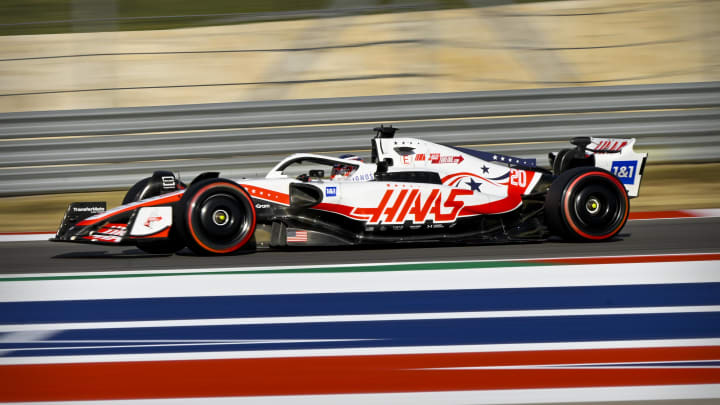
[187,182,256,254]
[563,171,628,241]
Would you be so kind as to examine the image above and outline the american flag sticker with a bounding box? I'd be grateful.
[287,229,308,243]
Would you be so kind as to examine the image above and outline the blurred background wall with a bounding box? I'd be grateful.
[0,0,718,112]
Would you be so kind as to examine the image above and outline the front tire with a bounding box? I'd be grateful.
[545,167,629,241]
[176,179,256,255]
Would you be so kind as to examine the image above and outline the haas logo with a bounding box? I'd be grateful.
[130,206,172,237]
[144,216,163,227]
[353,188,473,224]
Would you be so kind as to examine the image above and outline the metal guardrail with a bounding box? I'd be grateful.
[1,81,719,196]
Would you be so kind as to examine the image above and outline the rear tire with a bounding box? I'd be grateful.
[545,167,628,241]
[176,179,256,255]
[552,149,573,174]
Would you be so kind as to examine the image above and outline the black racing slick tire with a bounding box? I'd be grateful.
[545,167,629,241]
[175,179,256,255]
[552,149,572,175]
[123,177,153,205]
[122,174,187,205]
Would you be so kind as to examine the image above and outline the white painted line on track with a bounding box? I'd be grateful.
[1,339,371,356]
[629,215,720,221]
[3,338,719,365]
[0,330,58,357]
[687,208,720,217]
[424,362,720,370]
[2,260,719,302]
[0,233,54,242]
[2,305,719,333]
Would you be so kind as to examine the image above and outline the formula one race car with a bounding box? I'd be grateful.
[52,126,647,255]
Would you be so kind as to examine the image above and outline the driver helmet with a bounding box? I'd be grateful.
[331,154,364,178]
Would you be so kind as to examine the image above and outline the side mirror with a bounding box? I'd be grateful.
[570,137,592,158]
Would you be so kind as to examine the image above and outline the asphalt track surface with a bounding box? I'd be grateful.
[2,217,719,275]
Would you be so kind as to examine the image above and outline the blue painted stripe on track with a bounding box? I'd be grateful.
[3,283,720,324]
[3,312,720,357]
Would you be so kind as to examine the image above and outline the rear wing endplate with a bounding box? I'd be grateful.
[586,137,648,198]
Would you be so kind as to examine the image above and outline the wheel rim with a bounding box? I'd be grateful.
[585,196,602,215]
[197,193,245,240]
[187,184,255,253]
[565,173,627,239]
[212,209,230,226]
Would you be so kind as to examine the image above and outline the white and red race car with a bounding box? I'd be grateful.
[53,126,647,255]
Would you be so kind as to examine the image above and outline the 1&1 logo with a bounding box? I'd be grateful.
[611,161,638,185]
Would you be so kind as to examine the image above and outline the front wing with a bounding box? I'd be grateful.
[52,192,184,245]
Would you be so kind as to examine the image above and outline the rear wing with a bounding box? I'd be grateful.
[585,137,648,198]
